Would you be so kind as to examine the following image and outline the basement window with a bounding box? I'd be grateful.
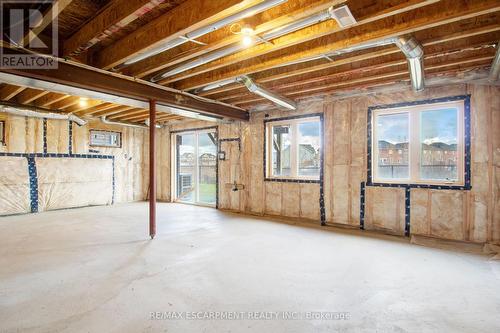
[0,121,5,145]
[265,116,321,181]
[371,100,465,186]
[89,130,122,148]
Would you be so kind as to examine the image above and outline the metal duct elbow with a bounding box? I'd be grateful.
[242,76,296,110]
[0,103,87,126]
[488,41,500,82]
[396,36,425,91]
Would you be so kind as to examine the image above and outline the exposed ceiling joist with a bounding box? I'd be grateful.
[63,0,164,57]
[209,32,500,101]
[160,0,440,85]
[200,16,500,97]
[174,0,500,91]
[23,0,74,47]
[15,89,50,104]
[0,85,26,101]
[75,102,118,116]
[123,0,342,78]
[236,60,493,107]
[91,0,260,69]
[33,92,69,107]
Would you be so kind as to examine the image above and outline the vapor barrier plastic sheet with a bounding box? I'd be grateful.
[0,157,31,215]
[36,158,113,211]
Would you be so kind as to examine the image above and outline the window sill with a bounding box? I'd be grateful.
[367,181,469,190]
[265,177,321,184]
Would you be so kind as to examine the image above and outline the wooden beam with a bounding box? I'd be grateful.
[63,0,165,57]
[0,57,249,120]
[116,111,156,121]
[92,106,137,118]
[91,0,256,69]
[15,88,49,104]
[173,0,500,91]
[108,108,150,120]
[74,102,116,116]
[64,99,103,113]
[161,0,439,85]
[0,85,26,100]
[23,0,73,47]
[123,0,341,78]
[33,92,68,107]
[50,96,80,109]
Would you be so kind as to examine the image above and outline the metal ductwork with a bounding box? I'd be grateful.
[488,41,500,82]
[241,76,296,110]
[192,77,242,93]
[123,0,288,66]
[395,36,425,91]
[0,103,86,126]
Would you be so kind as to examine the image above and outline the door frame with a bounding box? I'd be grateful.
[170,126,218,208]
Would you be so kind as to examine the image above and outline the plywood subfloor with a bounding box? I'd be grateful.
[1,203,499,332]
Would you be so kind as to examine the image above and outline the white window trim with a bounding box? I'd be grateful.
[265,116,321,181]
[371,100,465,186]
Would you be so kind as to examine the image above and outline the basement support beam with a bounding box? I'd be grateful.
[149,99,157,240]
[0,56,248,120]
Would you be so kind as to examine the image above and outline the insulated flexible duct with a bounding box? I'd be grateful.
[0,103,86,126]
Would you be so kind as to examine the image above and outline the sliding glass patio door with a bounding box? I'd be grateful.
[173,129,217,206]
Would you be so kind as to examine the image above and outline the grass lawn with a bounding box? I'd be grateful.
[199,183,216,204]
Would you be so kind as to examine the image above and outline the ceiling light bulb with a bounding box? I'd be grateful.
[242,35,254,47]
[78,97,88,107]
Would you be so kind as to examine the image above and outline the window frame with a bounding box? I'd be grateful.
[89,129,122,148]
[265,115,322,182]
[371,100,465,186]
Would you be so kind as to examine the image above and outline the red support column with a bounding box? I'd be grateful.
[149,99,156,239]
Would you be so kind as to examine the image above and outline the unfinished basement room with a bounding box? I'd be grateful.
[1,0,500,332]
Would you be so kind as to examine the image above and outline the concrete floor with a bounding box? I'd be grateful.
[1,203,499,333]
